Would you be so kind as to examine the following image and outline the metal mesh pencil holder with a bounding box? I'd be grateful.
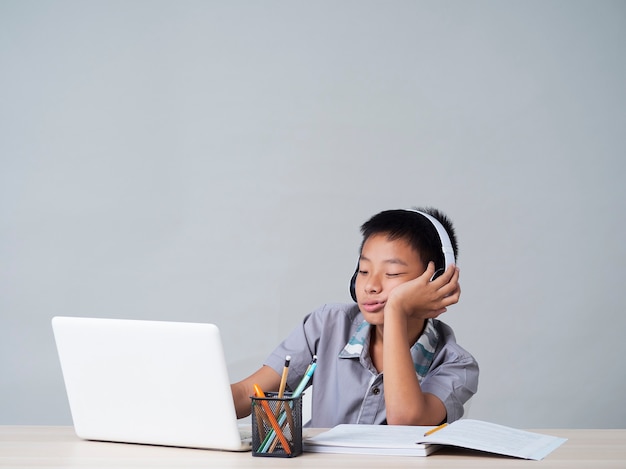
[251,392,303,457]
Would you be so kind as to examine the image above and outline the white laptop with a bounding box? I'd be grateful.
[52,316,252,451]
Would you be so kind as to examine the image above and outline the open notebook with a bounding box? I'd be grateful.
[304,421,567,460]
[52,316,252,451]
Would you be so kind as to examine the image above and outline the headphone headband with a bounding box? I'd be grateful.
[406,209,456,268]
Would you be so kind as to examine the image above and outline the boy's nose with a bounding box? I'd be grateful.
[365,277,381,294]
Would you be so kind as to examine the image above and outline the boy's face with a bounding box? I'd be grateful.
[355,233,426,325]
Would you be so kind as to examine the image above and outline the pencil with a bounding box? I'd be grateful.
[292,355,317,397]
[278,355,291,398]
[253,403,267,441]
[275,355,291,418]
[423,423,448,437]
[270,356,293,453]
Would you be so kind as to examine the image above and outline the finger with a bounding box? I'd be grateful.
[444,264,459,282]
[435,267,460,296]
[418,261,437,283]
[441,284,461,307]
[442,290,460,307]
[423,261,436,277]
[430,263,456,288]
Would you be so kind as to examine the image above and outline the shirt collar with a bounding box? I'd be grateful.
[338,319,370,358]
[339,318,440,381]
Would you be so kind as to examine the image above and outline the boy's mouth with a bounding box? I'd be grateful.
[361,300,385,313]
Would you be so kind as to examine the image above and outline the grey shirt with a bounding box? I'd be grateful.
[265,303,479,428]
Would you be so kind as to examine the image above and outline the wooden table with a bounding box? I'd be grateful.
[1,426,625,468]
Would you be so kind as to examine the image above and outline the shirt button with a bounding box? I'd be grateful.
[371,387,380,395]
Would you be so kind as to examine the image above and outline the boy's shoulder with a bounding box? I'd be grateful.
[431,319,477,364]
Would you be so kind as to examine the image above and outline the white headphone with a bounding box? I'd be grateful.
[406,209,456,278]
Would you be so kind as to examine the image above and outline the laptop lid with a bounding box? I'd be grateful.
[52,316,251,451]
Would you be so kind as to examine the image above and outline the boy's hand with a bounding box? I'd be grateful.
[386,262,461,319]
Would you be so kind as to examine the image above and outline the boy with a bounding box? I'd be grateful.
[231,208,478,427]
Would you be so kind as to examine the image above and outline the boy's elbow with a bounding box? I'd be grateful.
[386,394,447,426]
[386,411,419,426]
[386,412,442,426]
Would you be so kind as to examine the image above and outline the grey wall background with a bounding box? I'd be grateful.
[1,0,624,428]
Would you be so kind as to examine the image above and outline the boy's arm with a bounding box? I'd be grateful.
[382,264,461,425]
[231,365,281,419]
[382,308,447,425]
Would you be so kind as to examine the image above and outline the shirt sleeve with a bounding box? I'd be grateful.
[263,305,328,392]
[419,326,479,423]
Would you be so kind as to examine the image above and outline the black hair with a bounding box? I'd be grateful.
[359,207,458,268]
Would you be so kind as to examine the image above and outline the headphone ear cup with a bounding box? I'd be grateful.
[349,268,358,302]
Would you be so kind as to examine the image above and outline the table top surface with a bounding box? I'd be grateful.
[1,426,625,468]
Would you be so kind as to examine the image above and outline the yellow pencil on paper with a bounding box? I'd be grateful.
[423,423,448,437]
